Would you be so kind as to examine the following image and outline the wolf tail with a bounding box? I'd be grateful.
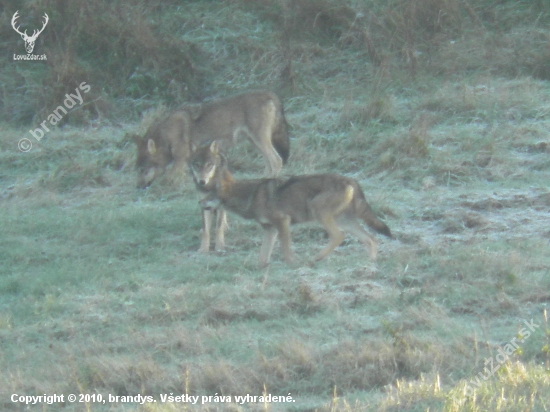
[356,189,393,239]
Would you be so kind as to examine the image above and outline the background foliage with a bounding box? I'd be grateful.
[1,0,549,123]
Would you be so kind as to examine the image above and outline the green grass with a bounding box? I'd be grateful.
[2,1,550,411]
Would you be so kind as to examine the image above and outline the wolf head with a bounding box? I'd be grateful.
[131,133,170,189]
[189,141,224,192]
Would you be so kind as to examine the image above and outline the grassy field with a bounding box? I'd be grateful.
[2,1,550,411]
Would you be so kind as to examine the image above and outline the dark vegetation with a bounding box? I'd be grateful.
[1,0,549,124]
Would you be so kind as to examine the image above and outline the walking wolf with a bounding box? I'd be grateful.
[191,141,393,267]
[132,90,289,189]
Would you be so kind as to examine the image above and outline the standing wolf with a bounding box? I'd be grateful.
[132,90,289,189]
[191,141,393,267]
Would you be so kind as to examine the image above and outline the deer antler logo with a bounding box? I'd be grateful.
[12,10,49,54]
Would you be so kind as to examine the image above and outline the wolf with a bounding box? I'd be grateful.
[131,90,289,189]
[191,141,393,267]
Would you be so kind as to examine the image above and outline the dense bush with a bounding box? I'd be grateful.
[1,0,549,125]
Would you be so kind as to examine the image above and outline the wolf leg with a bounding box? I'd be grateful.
[252,135,283,177]
[259,225,278,267]
[338,218,378,260]
[243,109,283,176]
[214,208,228,251]
[261,141,283,177]
[314,214,346,261]
[275,215,294,264]
[308,189,353,261]
[199,208,212,253]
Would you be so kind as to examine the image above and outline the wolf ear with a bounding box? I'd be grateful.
[209,140,219,155]
[147,139,157,155]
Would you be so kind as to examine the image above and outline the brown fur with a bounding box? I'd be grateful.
[132,90,289,189]
[189,142,230,253]
[191,142,393,267]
